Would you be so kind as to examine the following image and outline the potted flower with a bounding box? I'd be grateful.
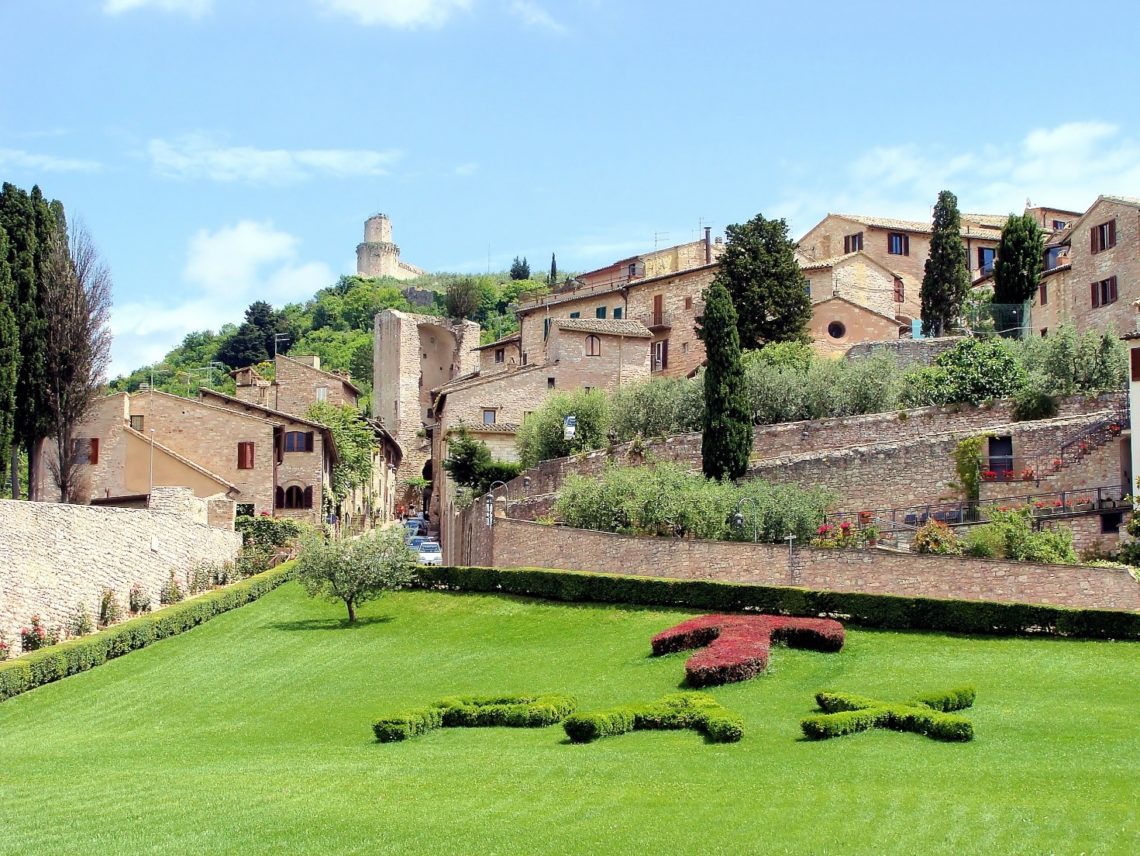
[1021,467,1036,481]
[981,470,997,482]
[862,524,881,547]
[1052,458,1063,473]
[857,510,873,525]
[1073,495,1094,512]
[1108,422,1122,436]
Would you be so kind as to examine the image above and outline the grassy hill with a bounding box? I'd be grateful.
[0,583,1136,854]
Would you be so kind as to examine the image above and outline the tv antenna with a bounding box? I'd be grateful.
[654,231,670,252]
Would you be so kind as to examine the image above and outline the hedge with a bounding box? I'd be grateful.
[413,566,1140,640]
[373,694,577,742]
[0,562,294,704]
[800,687,976,742]
[563,692,743,744]
[651,613,845,687]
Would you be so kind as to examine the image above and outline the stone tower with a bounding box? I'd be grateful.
[356,213,427,281]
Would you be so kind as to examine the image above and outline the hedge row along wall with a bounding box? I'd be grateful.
[414,566,1140,640]
[0,562,294,703]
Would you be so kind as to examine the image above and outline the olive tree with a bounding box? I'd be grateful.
[295,527,418,623]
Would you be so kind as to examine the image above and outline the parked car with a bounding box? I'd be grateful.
[403,518,426,537]
[417,540,442,565]
[408,536,427,549]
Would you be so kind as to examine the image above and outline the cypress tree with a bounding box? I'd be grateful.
[549,253,557,286]
[920,190,970,337]
[699,279,751,481]
[993,213,1045,305]
[0,227,17,488]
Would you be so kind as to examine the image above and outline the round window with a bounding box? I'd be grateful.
[827,321,847,339]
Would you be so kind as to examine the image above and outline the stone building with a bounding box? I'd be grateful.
[373,309,481,514]
[355,213,427,281]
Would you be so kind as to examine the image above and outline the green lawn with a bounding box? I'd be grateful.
[0,583,1137,855]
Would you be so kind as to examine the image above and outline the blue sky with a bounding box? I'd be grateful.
[2,0,1139,375]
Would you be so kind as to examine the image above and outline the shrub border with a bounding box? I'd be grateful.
[801,686,976,742]
[0,562,294,704]
[373,694,577,742]
[414,566,1140,640]
[563,692,743,744]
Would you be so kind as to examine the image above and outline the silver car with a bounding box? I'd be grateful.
[417,540,442,566]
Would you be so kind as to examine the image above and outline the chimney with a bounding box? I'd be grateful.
[704,227,712,264]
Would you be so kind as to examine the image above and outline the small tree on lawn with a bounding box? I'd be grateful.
[920,190,970,337]
[295,528,418,623]
[698,279,751,480]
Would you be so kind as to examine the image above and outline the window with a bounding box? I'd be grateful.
[684,295,693,310]
[893,278,904,303]
[543,318,551,340]
[843,232,864,253]
[613,307,623,319]
[569,311,580,319]
[827,321,846,340]
[628,263,637,277]
[1038,283,1048,306]
[1052,219,1066,231]
[72,438,99,465]
[887,232,910,255]
[284,431,314,452]
[237,441,255,470]
[1131,347,1140,382]
[585,334,601,356]
[482,409,497,426]
[1091,220,1117,253]
[1041,328,1048,337]
[522,352,528,365]
[681,342,689,354]
[315,386,328,402]
[1091,276,1118,308]
[280,485,313,510]
[547,377,556,389]
[129,415,144,431]
[978,247,995,274]
[494,348,505,364]
[1101,511,1124,534]
[652,340,669,372]
[596,306,607,319]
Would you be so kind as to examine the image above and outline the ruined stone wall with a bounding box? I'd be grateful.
[484,519,1139,612]
[0,488,241,653]
[844,336,962,365]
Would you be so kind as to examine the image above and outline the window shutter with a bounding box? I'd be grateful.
[275,486,284,508]
[303,486,313,509]
[1132,348,1140,383]
[305,431,315,452]
[903,235,910,256]
[1108,219,1116,248]
[661,340,669,369]
[89,438,99,466]
[1091,282,1100,308]
[1092,227,1100,253]
[1109,276,1118,302]
[843,235,850,254]
[1039,284,1047,306]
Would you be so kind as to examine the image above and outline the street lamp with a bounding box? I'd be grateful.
[733,496,761,543]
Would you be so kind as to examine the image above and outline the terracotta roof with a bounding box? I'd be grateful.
[517,263,717,313]
[552,318,653,337]
[960,213,1011,229]
[800,252,858,271]
[832,213,1002,239]
[465,422,521,435]
[1101,195,1140,207]
[433,365,543,397]
[1042,263,1072,278]
[473,332,522,351]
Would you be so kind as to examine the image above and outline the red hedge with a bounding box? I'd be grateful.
[651,614,845,687]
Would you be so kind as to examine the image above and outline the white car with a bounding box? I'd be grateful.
[417,540,442,566]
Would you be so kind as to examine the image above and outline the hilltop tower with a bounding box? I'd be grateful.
[355,213,427,281]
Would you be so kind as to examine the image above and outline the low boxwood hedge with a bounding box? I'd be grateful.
[0,562,294,704]
[414,566,1140,640]
[563,692,743,744]
[801,686,976,742]
[373,694,577,742]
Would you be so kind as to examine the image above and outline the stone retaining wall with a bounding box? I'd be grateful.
[0,488,241,653]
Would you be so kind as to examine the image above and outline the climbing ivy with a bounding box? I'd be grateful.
[952,434,990,505]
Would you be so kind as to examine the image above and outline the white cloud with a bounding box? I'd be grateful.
[110,221,334,375]
[103,0,212,17]
[0,148,101,173]
[315,0,473,28]
[508,0,564,32]
[779,121,1140,235]
[453,162,478,176]
[147,134,401,184]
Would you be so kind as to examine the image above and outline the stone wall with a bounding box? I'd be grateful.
[483,519,1139,612]
[0,488,241,653]
[1067,198,1140,336]
[844,336,962,365]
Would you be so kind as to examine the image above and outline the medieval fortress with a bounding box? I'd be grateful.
[356,213,428,281]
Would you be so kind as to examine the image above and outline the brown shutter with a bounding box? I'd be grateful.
[1108,219,1117,248]
[1091,281,1100,308]
[1092,226,1101,253]
[305,431,315,452]
[89,438,99,466]
[1132,349,1140,382]
[1109,276,1118,302]
[843,235,851,254]
[303,486,313,509]
[661,340,669,369]
[275,486,284,508]
[903,235,910,256]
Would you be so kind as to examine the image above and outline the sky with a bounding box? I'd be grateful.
[2,0,1139,376]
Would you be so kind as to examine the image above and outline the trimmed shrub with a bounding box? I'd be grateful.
[98,588,123,628]
[159,572,184,606]
[412,566,1140,640]
[0,563,293,704]
[372,694,577,742]
[650,613,845,687]
[128,583,151,615]
[564,693,743,744]
[69,604,95,637]
[801,687,975,742]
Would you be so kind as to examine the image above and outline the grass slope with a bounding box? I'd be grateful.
[0,583,1136,855]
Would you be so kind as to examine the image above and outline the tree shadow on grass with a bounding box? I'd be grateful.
[267,616,395,632]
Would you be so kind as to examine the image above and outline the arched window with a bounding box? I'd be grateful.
[283,485,313,509]
[585,334,601,357]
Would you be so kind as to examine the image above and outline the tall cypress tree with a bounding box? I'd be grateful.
[0,227,17,489]
[920,190,970,337]
[549,253,557,286]
[698,279,751,481]
[993,213,1045,305]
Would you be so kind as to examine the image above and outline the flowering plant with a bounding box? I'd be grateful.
[981,470,997,481]
[0,630,9,661]
[1020,468,1035,481]
[1108,423,1122,435]
[817,524,833,537]
[19,615,57,652]
[1052,458,1063,471]
[1078,441,1090,454]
